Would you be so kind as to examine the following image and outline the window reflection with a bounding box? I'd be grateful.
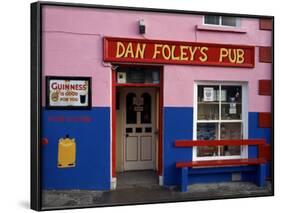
[220,123,242,156]
[197,123,219,157]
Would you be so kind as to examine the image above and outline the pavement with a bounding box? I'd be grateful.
[42,171,272,210]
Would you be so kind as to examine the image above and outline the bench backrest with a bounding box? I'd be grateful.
[174,139,270,161]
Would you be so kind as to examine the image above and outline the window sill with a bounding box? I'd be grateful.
[196,24,247,33]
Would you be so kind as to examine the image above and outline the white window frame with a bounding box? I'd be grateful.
[203,15,241,28]
[193,81,248,161]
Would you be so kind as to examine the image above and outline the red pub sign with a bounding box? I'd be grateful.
[103,37,255,68]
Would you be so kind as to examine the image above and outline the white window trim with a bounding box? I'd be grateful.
[193,81,248,161]
[202,15,241,28]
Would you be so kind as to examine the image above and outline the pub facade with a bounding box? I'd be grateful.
[41,4,272,191]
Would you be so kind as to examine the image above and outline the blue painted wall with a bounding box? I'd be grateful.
[41,107,271,189]
[163,107,193,185]
[163,108,271,186]
[41,107,111,190]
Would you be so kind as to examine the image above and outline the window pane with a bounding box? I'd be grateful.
[204,15,220,25]
[221,123,242,140]
[198,85,219,120]
[197,123,219,157]
[126,93,137,124]
[116,66,160,84]
[221,16,237,27]
[221,86,242,120]
[220,123,242,156]
[127,69,145,83]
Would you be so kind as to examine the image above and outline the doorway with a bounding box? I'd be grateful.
[112,65,163,184]
[123,87,156,171]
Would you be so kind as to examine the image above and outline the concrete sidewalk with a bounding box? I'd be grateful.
[42,181,272,209]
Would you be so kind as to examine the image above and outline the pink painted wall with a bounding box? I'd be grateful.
[42,5,272,111]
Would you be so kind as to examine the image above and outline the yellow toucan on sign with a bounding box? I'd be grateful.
[58,135,76,168]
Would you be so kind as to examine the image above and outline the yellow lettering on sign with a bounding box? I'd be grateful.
[116,42,125,58]
[115,41,246,65]
[180,46,189,60]
[124,42,134,58]
[236,49,245,64]
[135,43,146,59]
[220,48,245,64]
[171,45,180,60]
[189,46,198,61]
[199,47,208,62]
[219,48,228,62]
[162,45,171,60]
[228,49,237,63]
[152,44,163,59]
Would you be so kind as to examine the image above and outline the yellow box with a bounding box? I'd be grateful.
[58,136,76,168]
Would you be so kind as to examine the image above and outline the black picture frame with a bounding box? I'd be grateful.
[31,1,274,211]
[45,76,92,110]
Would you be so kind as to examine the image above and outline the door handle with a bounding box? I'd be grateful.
[126,134,129,137]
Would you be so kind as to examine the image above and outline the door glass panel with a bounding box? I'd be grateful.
[126,93,137,124]
[145,127,152,133]
[126,128,133,133]
[141,93,151,123]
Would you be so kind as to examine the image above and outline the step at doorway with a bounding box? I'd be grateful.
[116,170,158,189]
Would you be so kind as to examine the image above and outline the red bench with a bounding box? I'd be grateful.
[174,139,269,192]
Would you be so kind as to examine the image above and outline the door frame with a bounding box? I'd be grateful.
[111,65,163,178]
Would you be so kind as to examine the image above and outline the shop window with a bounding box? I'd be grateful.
[204,15,239,27]
[195,83,246,159]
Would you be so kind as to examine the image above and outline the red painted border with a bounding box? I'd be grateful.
[104,36,255,53]
[259,46,272,63]
[111,66,164,177]
[158,68,164,176]
[111,70,116,177]
[175,139,266,147]
[104,37,255,68]
[260,19,273,31]
[259,112,271,128]
[259,80,272,96]
[116,83,160,87]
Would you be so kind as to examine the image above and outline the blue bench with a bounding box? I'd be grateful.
[175,139,268,192]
